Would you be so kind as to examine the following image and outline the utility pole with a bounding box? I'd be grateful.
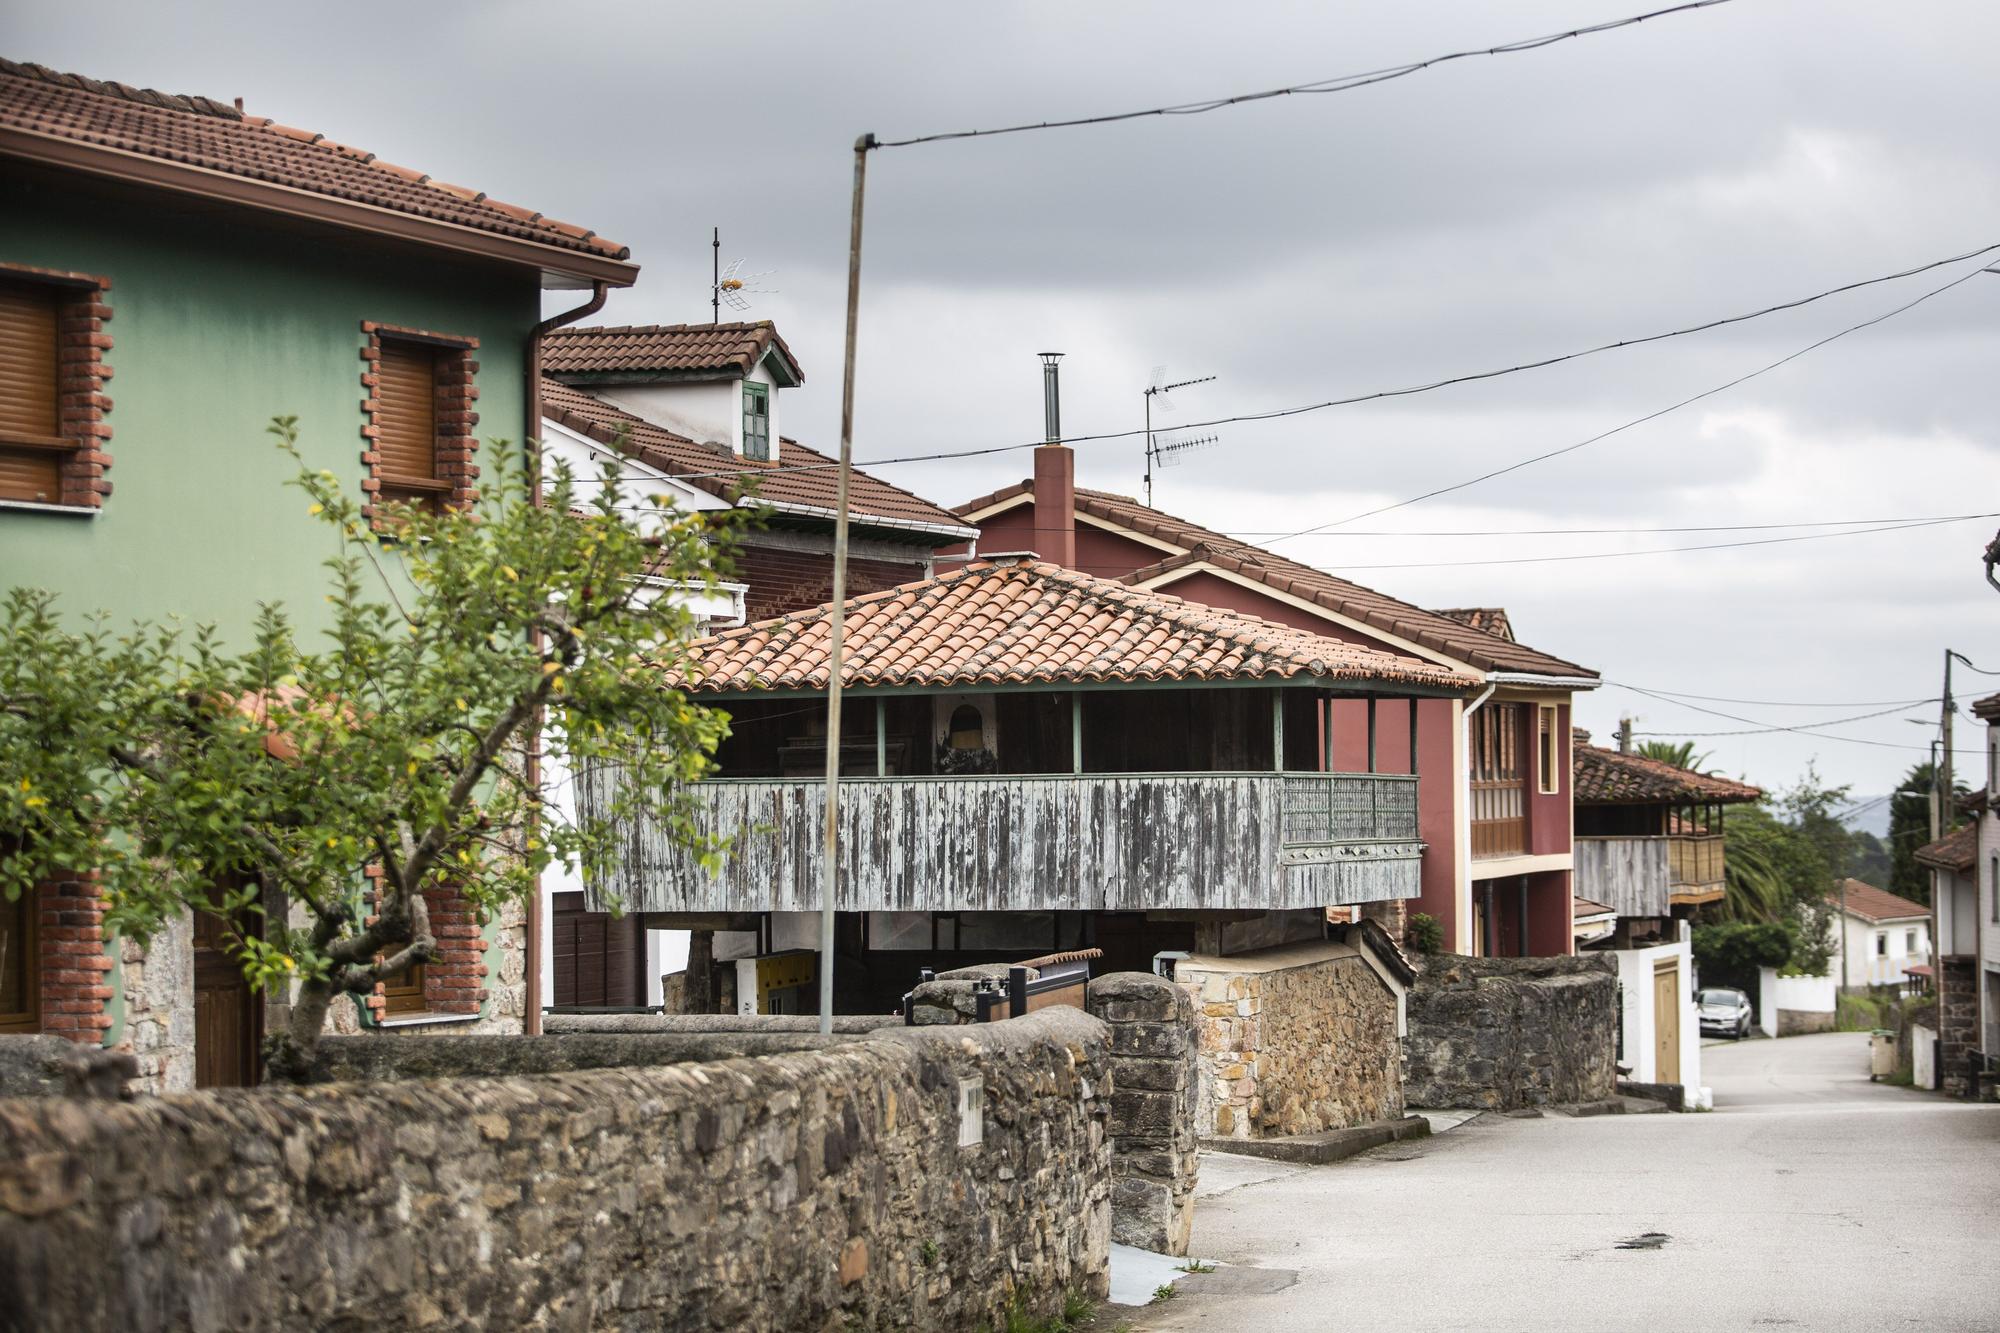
[1616,717,1633,754]
[817,135,877,1034]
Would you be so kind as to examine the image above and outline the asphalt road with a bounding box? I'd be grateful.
[1135,1032,2000,1332]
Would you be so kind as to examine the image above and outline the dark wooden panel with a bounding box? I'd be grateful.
[0,280,58,439]
[552,895,644,1007]
[193,909,259,1088]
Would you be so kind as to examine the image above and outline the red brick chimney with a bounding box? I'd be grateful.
[1033,353,1075,567]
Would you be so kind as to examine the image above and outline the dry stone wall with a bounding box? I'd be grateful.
[1404,954,1618,1110]
[0,1008,1112,1332]
[1180,940,1406,1140]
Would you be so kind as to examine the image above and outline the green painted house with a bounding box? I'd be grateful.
[0,58,636,1090]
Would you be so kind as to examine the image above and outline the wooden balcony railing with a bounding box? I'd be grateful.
[582,770,1426,916]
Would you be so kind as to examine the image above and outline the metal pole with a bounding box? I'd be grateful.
[819,134,875,1034]
[712,225,720,326]
[1143,390,1153,507]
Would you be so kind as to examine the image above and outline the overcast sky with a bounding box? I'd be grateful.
[10,0,2000,806]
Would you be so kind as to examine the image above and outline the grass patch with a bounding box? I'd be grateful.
[1176,1258,1215,1274]
[1150,1283,1178,1304]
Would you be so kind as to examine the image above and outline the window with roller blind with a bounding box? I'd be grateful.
[0,279,66,505]
[374,337,448,508]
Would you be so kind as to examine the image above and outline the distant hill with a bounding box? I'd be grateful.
[1841,795,1894,840]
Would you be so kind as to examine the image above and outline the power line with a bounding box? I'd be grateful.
[560,237,2000,489]
[1225,512,2000,540]
[1613,682,1981,754]
[1307,514,1995,571]
[1609,684,1941,709]
[1629,702,1936,737]
[874,1,1740,149]
[1262,254,2000,544]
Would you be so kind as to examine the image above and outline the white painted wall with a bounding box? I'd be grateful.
[1757,966,1837,1037]
[1836,908,1930,989]
[592,358,781,459]
[1612,941,1699,1092]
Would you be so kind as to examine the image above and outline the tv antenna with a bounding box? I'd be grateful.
[711,226,776,324]
[1143,369,1217,506]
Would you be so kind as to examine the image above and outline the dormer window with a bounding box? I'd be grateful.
[743,381,772,461]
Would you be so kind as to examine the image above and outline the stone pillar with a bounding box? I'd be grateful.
[1938,956,1979,1097]
[1086,972,1198,1256]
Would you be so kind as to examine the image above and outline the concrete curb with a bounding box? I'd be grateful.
[1199,1114,1431,1165]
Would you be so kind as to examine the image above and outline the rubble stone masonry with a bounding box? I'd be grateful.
[0,1008,1112,1332]
[1404,953,1618,1110]
[1086,972,1200,1256]
[1179,940,1406,1140]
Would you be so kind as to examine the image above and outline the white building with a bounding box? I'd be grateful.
[1832,879,1931,992]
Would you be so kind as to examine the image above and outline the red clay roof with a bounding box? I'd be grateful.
[664,557,1482,695]
[1573,896,1616,918]
[543,322,802,384]
[1835,879,1930,923]
[1914,822,1976,874]
[1435,607,1514,642]
[1972,692,2000,722]
[540,380,970,540]
[1573,744,1763,805]
[955,481,1595,681]
[0,59,630,275]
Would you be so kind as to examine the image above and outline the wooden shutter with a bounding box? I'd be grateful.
[376,339,438,486]
[0,281,62,503]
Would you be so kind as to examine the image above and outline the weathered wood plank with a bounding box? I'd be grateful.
[1573,836,1672,916]
[581,771,1424,915]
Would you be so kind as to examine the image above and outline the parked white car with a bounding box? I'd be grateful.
[1698,987,1753,1039]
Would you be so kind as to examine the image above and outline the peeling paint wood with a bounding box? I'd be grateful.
[584,771,1423,915]
[1573,836,1672,916]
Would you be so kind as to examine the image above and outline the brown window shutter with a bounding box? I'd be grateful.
[376,339,439,487]
[0,280,62,503]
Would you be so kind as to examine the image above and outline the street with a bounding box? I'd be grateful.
[1136,1033,2000,1331]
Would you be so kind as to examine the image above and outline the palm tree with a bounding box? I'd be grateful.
[1636,739,1714,773]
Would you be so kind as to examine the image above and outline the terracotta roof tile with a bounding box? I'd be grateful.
[1434,607,1514,641]
[956,481,1596,680]
[1573,896,1615,917]
[664,558,1481,696]
[539,380,970,540]
[1834,879,1930,923]
[1972,692,2000,722]
[1573,743,1762,805]
[543,322,802,384]
[0,58,627,265]
[1913,822,1976,873]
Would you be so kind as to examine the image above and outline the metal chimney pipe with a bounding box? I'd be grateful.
[1040,352,1063,443]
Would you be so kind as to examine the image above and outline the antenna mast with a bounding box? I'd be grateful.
[711,227,721,325]
[1143,371,1217,506]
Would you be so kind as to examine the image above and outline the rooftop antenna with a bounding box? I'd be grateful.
[711,226,775,324]
[1143,369,1217,506]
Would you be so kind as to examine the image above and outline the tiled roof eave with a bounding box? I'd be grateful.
[0,123,638,286]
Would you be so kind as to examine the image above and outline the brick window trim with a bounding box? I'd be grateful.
[357,319,479,527]
[34,875,115,1041]
[363,867,488,1021]
[0,261,114,511]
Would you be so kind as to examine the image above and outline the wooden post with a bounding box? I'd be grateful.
[1272,690,1285,772]
[875,697,886,776]
[1072,692,1083,775]
[1322,691,1334,772]
[1409,699,1420,777]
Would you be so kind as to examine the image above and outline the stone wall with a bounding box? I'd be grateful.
[1404,954,1618,1110]
[308,1030,854,1082]
[1938,955,1979,1097]
[0,1008,1111,1333]
[1775,1008,1838,1037]
[1179,939,1406,1140]
[544,1012,900,1035]
[0,1036,136,1101]
[1085,973,1199,1256]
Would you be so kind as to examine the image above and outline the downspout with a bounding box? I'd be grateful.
[524,281,609,1035]
[1459,683,1497,954]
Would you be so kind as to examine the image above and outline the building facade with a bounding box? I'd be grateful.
[954,454,1599,957]
[0,59,634,1088]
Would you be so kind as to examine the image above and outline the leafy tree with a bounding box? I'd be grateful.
[1692,920,1795,1000]
[0,421,738,1079]
[1885,761,1968,906]
[1848,830,1892,891]
[1717,767,1850,976]
[1635,739,1713,772]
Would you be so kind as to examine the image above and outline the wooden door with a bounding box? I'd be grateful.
[1653,961,1681,1085]
[193,908,260,1087]
[551,891,645,1007]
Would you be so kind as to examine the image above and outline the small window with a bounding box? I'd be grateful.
[375,338,448,509]
[0,279,66,504]
[1875,932,1887,958]
[379,949,427,1016]
[0,886,38,1034]
[1537,705,1559,795]
[742,381,772,461]
[1905,929,1917,954]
